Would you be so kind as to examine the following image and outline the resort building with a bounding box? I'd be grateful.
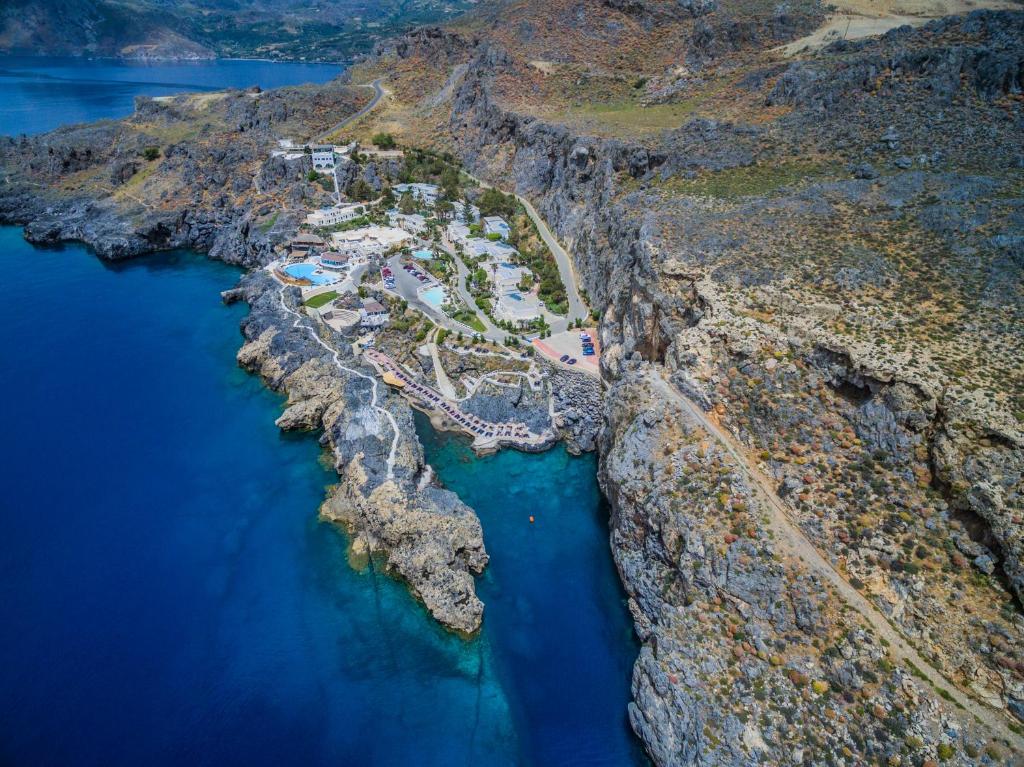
[319,251,350,269]
[393,183,440,206]
[483,216,511,240]
[311,146,336,170]
[486,261,531,293]
[331,225,412,258]
[360,299,390,329]
[445,222,518,260]
[388,211,428,236]
[288,233,326,255]
[493,292,543,324]
[306,204,365,228]
[445,222,473,250]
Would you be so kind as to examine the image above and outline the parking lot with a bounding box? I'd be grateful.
[532,328,600,377]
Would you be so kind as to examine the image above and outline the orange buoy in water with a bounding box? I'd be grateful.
[529,515,535,523]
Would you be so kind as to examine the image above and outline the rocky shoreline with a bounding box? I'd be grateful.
[0,84,606,635]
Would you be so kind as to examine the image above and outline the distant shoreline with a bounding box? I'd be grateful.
[0,52,350,67]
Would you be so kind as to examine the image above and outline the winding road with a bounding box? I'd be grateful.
[315,78,386,143]
[650,372,1024,752]
[296,89,1023,749]
[460,170,589,331]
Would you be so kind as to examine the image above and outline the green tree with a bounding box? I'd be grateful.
[372,132,396,149]
[347,178,374,201]
[398,191,416,215]
[435,199,454,221]
[440,167,460,200]
[478,188,516,218]
[141,146,160,161]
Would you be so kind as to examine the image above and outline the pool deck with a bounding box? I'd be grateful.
[364,349,556,453]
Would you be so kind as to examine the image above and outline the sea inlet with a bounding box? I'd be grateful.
[0,227,646,766]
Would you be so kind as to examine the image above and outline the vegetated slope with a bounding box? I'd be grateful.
[349,2,1024,764]
[0,0,477,61]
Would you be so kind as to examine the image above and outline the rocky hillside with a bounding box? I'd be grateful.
[347,3,1024,764]
[1,0,1022,761]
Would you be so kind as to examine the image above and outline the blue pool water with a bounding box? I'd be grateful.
[413,248,434,260]
[284,262,337,285]
[419,285,446,308]
[0,56,342,135]
[0,227,645,765]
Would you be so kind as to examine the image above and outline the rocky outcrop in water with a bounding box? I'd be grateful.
[0,83,493,635]
[235,271,489,632]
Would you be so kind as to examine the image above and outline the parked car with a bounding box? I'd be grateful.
[559,354,569,362]
[568,358,577,365]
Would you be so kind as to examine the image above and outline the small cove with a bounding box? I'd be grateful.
[0,227,645,765]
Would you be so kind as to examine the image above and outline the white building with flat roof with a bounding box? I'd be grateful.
[486,261,530,293]
[394,183,439,206]
[311,145,336,169]
[331,225,412,258]
[306,204,365,228]
[494,291,542,324]
[388,210,428,236]
[483,216,511,239]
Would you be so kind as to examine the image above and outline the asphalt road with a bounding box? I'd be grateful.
[461,170,589,332]
[315,78,385,143]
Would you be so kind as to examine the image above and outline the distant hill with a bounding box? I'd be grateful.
[0,0,479,61]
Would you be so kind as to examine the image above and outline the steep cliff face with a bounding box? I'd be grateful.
[366,10,1024,762]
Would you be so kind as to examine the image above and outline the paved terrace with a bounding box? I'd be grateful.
[363,349,553,451]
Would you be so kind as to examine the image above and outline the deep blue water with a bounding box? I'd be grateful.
[0,56,342,135]
[0,226,643,765]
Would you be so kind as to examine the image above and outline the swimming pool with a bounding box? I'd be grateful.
[419,286,446,308]
[413,249,434,260]
[283,263,337,286]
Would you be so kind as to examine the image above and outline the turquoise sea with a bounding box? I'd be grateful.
[0,54,644,766]
[0,227,643,765]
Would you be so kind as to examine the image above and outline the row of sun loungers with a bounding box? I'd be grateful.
[365,350,534,442]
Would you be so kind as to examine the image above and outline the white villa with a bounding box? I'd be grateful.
[311,145,336,170]
[388,211,428,236]
[494,291,543,324]
[360,299,390,329]
[331,225,412,258]
[445,222,518,260]
[394,183,440,206]
[486,261,530,293]
[306,203,365,228]
[483,216,511,239]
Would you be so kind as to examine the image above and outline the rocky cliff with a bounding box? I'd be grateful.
[356,8,1024,762]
